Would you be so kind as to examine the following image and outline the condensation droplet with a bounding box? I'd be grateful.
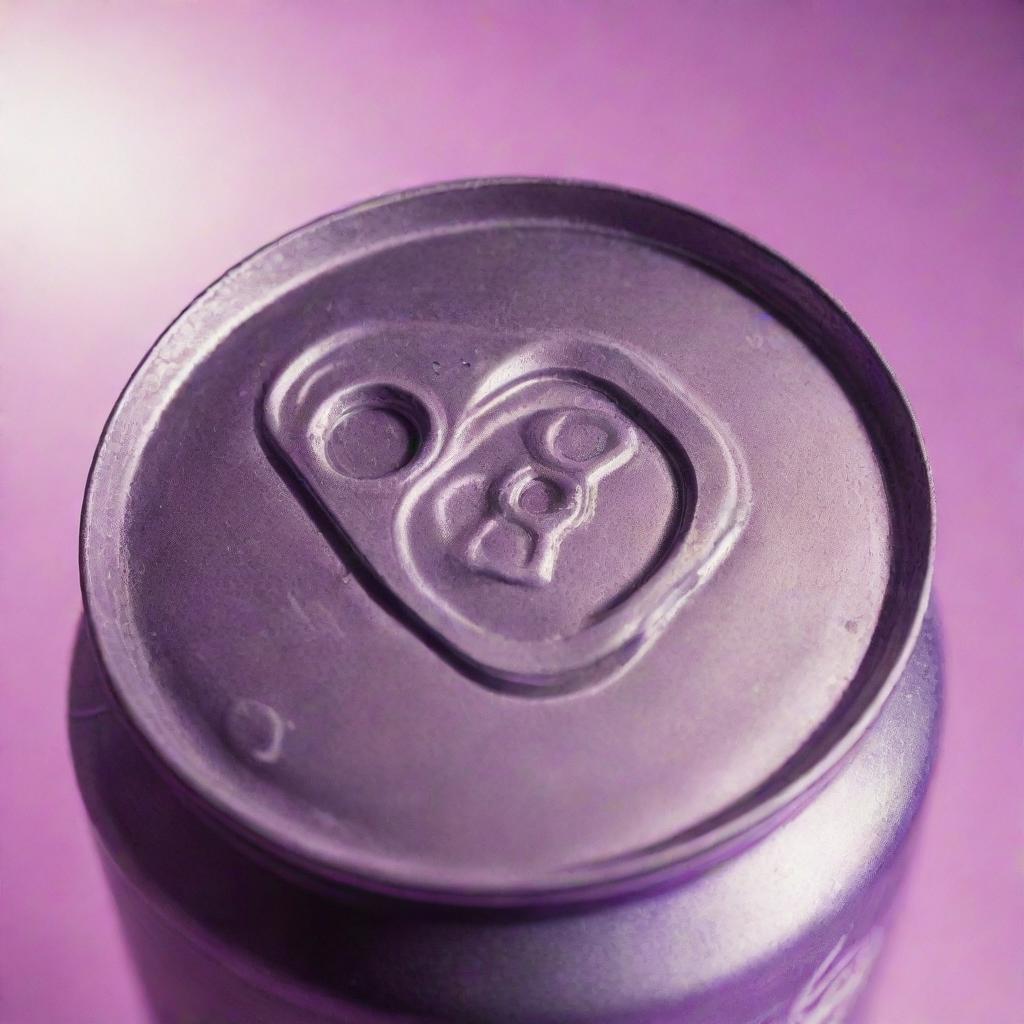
[225,698,286,765]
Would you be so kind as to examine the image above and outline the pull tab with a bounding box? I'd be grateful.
[264,322,748,694]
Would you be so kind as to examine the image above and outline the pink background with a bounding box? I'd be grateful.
[1,2,1021,1021]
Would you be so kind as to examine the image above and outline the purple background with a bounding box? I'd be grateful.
[1,2,1021,1021]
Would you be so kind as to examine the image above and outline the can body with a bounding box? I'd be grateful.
[70,609,941,1024]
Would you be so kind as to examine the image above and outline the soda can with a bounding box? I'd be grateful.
[72,179,940,1024]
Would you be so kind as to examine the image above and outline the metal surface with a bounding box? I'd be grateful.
[80,180,932,906]
[74,179,939,1023]
[70,610,941,1024]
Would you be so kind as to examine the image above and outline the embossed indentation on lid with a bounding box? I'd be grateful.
[316,383,429,480]
[264,322,749,691]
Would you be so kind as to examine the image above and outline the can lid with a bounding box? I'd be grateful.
[82,180,933,904]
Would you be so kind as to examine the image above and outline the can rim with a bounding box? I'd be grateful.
[80,176,935,906]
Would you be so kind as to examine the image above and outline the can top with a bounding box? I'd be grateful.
[82,180,933,905]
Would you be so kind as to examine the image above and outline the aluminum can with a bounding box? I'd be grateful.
[72,179,940,1024]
